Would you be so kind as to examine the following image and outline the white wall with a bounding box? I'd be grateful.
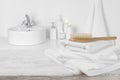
[0,0,120,43]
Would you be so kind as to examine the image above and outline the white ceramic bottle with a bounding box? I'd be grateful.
[50,22,57,40]
[57,16,66,40]
[65,22,73,40]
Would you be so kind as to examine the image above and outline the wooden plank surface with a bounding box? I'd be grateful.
[0,75,120,80]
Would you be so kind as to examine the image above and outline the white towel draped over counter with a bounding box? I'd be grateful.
[45,45,120,76]
[61,40,114,53]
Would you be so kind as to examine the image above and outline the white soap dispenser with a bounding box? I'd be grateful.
[65,22,73,40]
[57,16,66,40]
[50,22,57,40]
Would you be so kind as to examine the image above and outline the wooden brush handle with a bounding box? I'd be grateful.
[90,36,117,40]
[69,36,117,43]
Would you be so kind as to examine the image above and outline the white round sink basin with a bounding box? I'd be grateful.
[8,27,46,45]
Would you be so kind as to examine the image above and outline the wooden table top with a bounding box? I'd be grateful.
[0,75,120,80]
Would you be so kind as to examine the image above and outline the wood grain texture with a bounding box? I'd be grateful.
[0,75,120,80]
[69,36,117,43]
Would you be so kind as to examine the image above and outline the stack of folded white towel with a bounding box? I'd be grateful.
[61,40,114,53]
[45,0,120,76]
[45,40,120,76]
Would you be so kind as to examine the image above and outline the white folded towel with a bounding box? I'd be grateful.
[45,46,120,76]
[61,40,114,53]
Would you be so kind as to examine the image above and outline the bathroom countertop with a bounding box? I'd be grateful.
[0,37,88,77]
[0,37,120,79]
[0,37,77,76]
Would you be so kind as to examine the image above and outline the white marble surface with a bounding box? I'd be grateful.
[0,37,120,77]
[0,37,76,76]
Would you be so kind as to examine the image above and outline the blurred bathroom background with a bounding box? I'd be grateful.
[0,0,120,43]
